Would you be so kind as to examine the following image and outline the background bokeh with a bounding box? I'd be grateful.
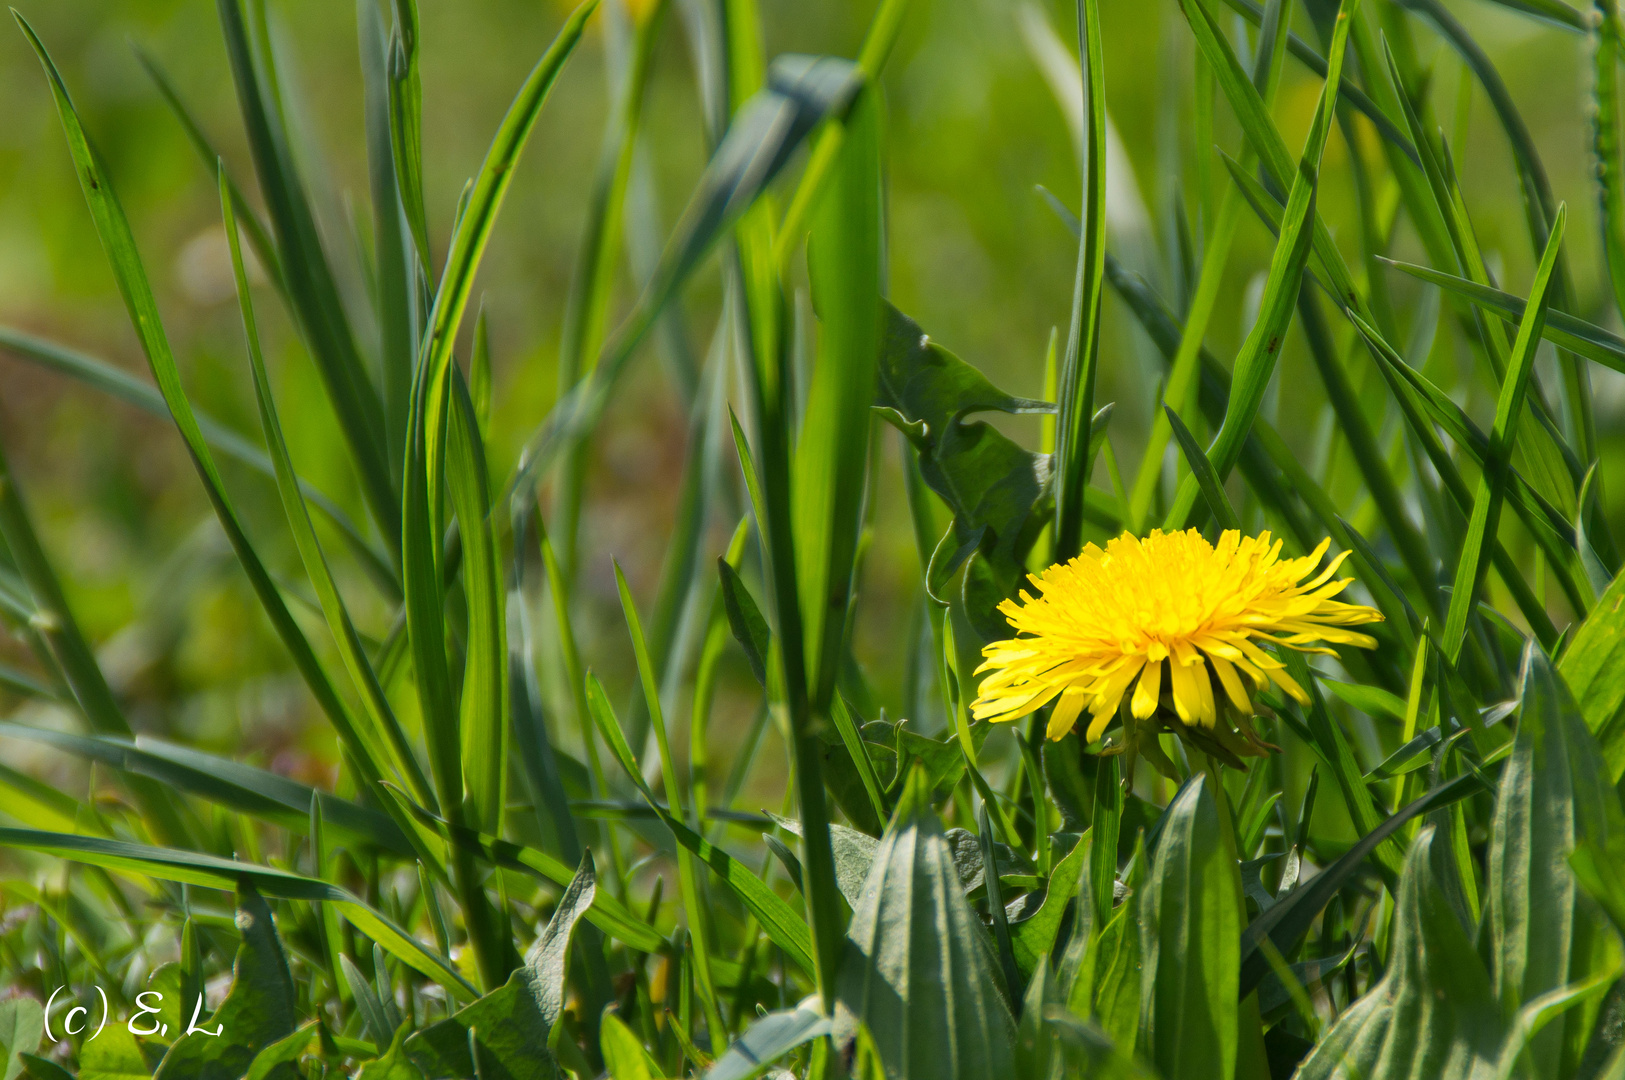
[0,0,1609,795]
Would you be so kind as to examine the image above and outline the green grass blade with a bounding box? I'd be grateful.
[0,826,474,998]
[613,562,729,1044]
[132,46,287,299]
[224,170,433,810]
[1441,205,1567,661]
[1164,0,1358,529]
[358,0,417,481]
[0,325,398,597]
[387,787,666,955]
[1380,258,1625,375]
[447,373,508,836]
[418,0,597,499]
[216,0,398,542]
[1215,0,1419,166]
[0,721,412,857]
[21,14,403,803]
[1052,0,1107,559]
[504,57,862,508]
[1164,405,1238,532]
[585,674,816,977]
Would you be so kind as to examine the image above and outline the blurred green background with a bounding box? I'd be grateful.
[0,0,1607,794]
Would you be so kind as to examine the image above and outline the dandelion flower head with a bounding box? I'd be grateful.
[972,529,1383,742]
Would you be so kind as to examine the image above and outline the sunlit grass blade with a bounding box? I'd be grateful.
[446,373,507,836]
[614,562,728,1044]
[216,0,398,541]
[0,325,397,596]
[504,56,862,506]
[1353,313,1570,640]
[1164,405,1238,532]
[585,673,817,977]
[21,14,404,809]
[417,0,597,500]
[0,826,474,998]
[224,169,433,810]
[358,0,418,481]
[132,46,286,299]
[1441,205,1567,661]
[1401,0,1592,460]
[1380,258,1625,375]
[1215,0,1418,165]
[1163,0,1357,529]
[0,722,412,857]
[1052,0,1107,560]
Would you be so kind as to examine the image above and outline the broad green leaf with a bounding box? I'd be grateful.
[1560,564,1625,779]
[1138,774,1238,1080]
[600,1013,656,1080]
[877,304,1052,640]
[241,1021,317,1080]
[1295,825,1505,1080]
[704,1001,829,1080]
[1488,646,1625,1074]
[17,1057,72,1080]
[355,1025,425,1080]
[78,1025,150,1080]
[0,997,42,1080]
[151,885,296,1080]
[405,853,596,1080]
[1011,832,1088,978]
[836,767,1017,1078]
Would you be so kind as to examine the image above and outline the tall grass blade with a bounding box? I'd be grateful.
[1052,0,1107,560]
[1441,206,1566,661]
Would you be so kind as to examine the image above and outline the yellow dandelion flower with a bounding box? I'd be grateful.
[972,529,1383,743]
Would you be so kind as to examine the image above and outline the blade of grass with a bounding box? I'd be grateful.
[0,826,475,998]
[0,325,396,598]
[585,673,817,978]
[614,563,729,1047]
[447,372,508,836]
[21,13,402,830]
[1126,0,1287,533]
[216,0,398,542]
[1379,259,1625,375]
[1164,0,1358,529]
[358,0,417,482]
[1441,206,1567,661]
[1053,0,1107,560]
[224,169,433,811]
